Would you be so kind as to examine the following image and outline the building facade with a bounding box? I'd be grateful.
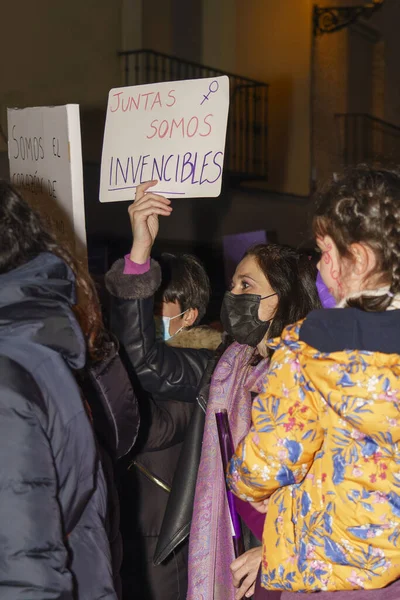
[1,0,399,252]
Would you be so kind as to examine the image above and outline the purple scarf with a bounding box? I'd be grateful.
[187,342,269,600]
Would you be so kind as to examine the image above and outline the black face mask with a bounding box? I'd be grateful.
[220,291,276,347]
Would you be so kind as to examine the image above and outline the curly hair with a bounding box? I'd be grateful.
[0,180,109,363]
[313,165,400,311]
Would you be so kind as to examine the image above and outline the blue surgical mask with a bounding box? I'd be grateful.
[161,310,188,342]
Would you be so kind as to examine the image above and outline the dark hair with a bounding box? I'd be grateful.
[313,165,400,311]
[157,252,211,326]
[244,243,321,357]
[0,180,109,362]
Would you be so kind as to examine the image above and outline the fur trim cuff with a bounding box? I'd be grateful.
[105,258,162,300]
[166,326,222,351]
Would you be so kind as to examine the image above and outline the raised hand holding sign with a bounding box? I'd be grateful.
[128,181,172,264]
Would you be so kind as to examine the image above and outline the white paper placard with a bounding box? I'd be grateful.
[7,105,87,262]
[99,76,230,202]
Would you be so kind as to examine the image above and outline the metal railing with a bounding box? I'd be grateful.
[335,113,400,167]
[118,49,269,179]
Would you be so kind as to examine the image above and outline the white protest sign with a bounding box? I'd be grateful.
[99,76,230,202]
[7,105,87,262]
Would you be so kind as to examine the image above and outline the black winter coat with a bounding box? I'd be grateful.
[105,259,221,600]
[0,253,138,599]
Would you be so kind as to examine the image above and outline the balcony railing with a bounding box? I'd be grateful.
[335,113,400,167]
[118,49,268,179]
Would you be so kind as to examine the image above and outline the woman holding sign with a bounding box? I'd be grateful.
[105,181,222,600]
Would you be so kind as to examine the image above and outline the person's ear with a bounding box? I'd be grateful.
[348,242,377,278]
[183,307,198,328]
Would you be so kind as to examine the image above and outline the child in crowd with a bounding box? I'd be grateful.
[228,165,400,598]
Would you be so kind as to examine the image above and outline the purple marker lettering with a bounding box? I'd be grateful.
[163,155,173,182]
[116,157,130,184]
[109,156,114,186]
[181,152,194,183]
[151,156,164,181]
[140,154,150,183]
[191,152,199,184]
[175,154,181,182]
[131,156,142,183]
[199,151,213,184]
[207,151,223,184]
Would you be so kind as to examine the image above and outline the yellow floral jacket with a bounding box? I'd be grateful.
[228,320,400,592]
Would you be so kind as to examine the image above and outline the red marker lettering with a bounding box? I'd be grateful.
[110,92,123,113]
[170,118,185,138]
[129,94,140,110]
[146,120,158,140]
[142,92,154,110]
[166,90,176,108]
[187,116,199,138]
[159,120,169,139]
[151,92,162,110]
[200,114,213,137]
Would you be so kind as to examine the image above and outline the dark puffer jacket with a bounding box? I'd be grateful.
[105,259,221,600]
[0,253,118,599]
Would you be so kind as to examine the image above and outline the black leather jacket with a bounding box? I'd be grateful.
[106,259,213,402]
[105,259,221,569]
[153,353,218,564]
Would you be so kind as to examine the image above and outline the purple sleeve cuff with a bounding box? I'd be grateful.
[234,496,265,541]
[123,254,151,275]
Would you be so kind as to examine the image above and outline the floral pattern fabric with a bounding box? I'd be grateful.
[227,320,400,592]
